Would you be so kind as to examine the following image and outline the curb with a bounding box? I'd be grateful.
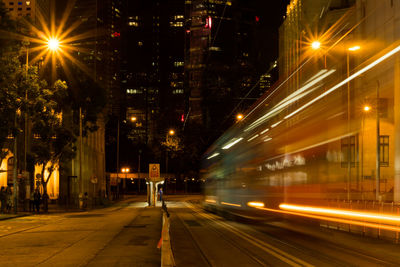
[0,214,29,221]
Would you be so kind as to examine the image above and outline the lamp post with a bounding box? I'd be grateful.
[346,45,361,201]
[376,80,381,201]
[361,104,371,200]
[165,129,175,193]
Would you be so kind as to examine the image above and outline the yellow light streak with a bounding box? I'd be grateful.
[205,199,217,204]
[221,202,241,207]
[247,134,259,142]
[247,201,265,208]
[285,44,400,120]
[253,205,400,232]
[279,204,400,225]
[222,137,243,150]
[244,69,335,132]
[348,45,361,51]
[206,152,220,160]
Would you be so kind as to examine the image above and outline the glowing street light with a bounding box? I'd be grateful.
[363,105,371,112]
[168,129,175,136]
[47,37,60,51]
[311,41,321,50]
[236,113,244,121]
[130,116,137,122]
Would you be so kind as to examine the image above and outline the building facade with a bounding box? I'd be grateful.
[277,0,400,202]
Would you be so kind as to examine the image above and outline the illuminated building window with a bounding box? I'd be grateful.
[129,21,139,27]
[173,89,184,94]
[174,61,184,67]
[341,136,356,168]
[380,136,389,167]
[170,21,183,27]
[25,1,30,5]
[127,89,143,94]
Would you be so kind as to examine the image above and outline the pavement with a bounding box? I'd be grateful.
[0,195,166,266]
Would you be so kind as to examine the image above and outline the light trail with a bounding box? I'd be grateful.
[244,69,335,132]
[221,202,241,207]
[285,44,400,120]
[248,205,400,233]
[280,204,400,225]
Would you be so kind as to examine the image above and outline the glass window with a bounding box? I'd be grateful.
[341,136,356,168]
[380,135,389,167]
[9,2,14,5]
[18,1,22,5]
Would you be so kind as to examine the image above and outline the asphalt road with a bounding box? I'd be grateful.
[0,196,160,267]
[167,196,400,267]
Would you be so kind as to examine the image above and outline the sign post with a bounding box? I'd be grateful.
[149,164,160,206]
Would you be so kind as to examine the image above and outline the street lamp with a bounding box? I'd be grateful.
[165,129,175,193]
[236,113,244,121]
[361,104,371,199]
[345,44,361,201]
[311,41,321,50]
[47,37,60,52]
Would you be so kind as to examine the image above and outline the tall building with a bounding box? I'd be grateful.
[2,0,50,25]
[56,0,124,204]
[121,0,186,145]
[185,0,263,136]
[276,0,400,204]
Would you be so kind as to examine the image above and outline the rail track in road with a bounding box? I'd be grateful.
[169,201,400,267]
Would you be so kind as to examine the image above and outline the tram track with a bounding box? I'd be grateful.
[181,202,313,267]
[184,202,399,266]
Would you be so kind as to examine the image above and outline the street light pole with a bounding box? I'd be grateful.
[116,119,120,199]
[376,80,381,201]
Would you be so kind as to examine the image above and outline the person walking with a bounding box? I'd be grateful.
[33,189,41,213]
[0,187,6,213]
[158,187,163,202]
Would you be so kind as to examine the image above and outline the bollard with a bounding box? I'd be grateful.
[159,200,175,267]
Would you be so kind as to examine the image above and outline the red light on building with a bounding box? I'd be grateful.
[255,16,260,22]
[112,32,121,38]
[186,30,191,34]
[205,16,212,29]
[181,114,185,122]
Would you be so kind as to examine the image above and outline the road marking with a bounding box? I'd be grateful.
[185,203,314,267]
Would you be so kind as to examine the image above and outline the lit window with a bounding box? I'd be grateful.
[127,89,143,94]
[25,1,30,5]
[174,61,184,67]
[128,21,139,27]
[173,89,184,94]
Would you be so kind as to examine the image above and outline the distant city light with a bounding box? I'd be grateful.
[236,114,244,120]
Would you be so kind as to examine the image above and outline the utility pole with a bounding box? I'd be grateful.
[13,114,18,214]
[79,107,83,208]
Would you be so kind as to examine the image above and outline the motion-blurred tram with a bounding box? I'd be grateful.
[201,37,400,222]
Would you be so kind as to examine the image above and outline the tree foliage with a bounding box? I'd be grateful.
[30,80,76,193]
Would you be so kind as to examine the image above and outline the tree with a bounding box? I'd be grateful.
[30,80,76,210]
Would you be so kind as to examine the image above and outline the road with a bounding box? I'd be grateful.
[0,197,160,267]
[167,196,400,267]
[1,195,400,267]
